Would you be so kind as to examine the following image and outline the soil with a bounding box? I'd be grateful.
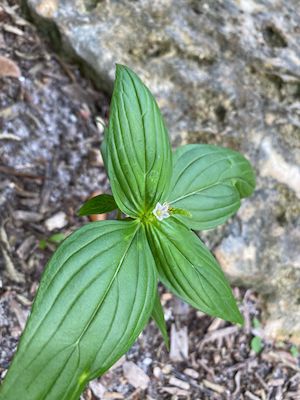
[0,1,299,399]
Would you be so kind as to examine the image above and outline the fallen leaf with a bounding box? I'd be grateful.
[0,55,21,78]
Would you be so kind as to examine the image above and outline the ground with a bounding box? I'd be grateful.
[0,1,299,399]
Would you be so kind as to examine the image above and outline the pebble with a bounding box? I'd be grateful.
[45,211,68,231]
[153,366,162,379]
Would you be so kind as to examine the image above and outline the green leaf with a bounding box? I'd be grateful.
[251,336,263,354]
[38,239,47,250]
[252,317,261,329]
[77,194,118,216]
[290,345,299,358]
[146,217,243,324]
[49,233,66,244]
[151,290,170,350]
[0,221,157,400]
[107,65,172,218]
[168,144,255,230]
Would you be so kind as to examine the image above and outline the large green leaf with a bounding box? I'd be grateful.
[168,144,255,230]
[0,221,157,400]
[151,290,170,350]
[107,65,172,218]
[146,217,243,324]
[77,194,118,216]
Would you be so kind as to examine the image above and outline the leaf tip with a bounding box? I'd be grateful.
[233,309,244,326]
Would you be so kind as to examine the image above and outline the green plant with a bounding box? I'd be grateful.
[251,336,263,354]
[0,65,255,400]
[39,233,66,250]
[290,345,299,358]
[250,317,263,354]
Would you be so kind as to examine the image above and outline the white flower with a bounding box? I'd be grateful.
[152,202,170,221]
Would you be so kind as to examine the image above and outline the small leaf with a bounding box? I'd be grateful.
[38,239,47,250]
[290,345,299,358]
[49,233,65,244]
[251,336,263,354]
[151,290,170,350]
[252,317,261,329]
[77,194,118,216]
[146,217,243,324]
[107,65,172,218]
[0,221,157,400]
[168,144,255,230]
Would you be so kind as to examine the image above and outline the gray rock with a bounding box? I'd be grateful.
[25,0,300,342]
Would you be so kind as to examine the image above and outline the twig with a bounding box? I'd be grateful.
[0,225,25,283]
[0,165,44,181]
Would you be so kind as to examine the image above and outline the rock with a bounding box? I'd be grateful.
[25,0,300,341]
[44,211,68,231]
[122,361,150,390]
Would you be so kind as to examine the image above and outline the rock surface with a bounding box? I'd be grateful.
[25,0,300,342]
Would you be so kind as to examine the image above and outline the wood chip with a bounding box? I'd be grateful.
[89,380,106,399]
[183,368,199,379]
[3,24,24,36]
[169,376,190,390]
[1,247,25,283]
[170,324,189,361]
[16,235,36,259]
[10,299,29,330]
[103,392,124,399]
[0,55,21,78]
[200,326,239,350]
[262,351,300,371]
[207,318,225,332]
[245,391,261,400]
[123,361,150,389]
[14,210,43,222]
[162,387,190,397]
[0,133,21,141]
[202,379,225,394]
[0,225,25,283]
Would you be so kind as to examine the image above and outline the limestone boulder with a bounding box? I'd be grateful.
[25,0,300,342]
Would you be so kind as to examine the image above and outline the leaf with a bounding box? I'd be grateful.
[107,65,172,218]
[77,194,118,216]
[0,55,21,78]
[252,317,261,329]
[49,233,65,244]
[146,217,243,324]
[290,345,299,358]
[151,290,170,350]
[0,221,157,400]
[100,126,108,170]
[251,336,263,354]
[168,144,255,230]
